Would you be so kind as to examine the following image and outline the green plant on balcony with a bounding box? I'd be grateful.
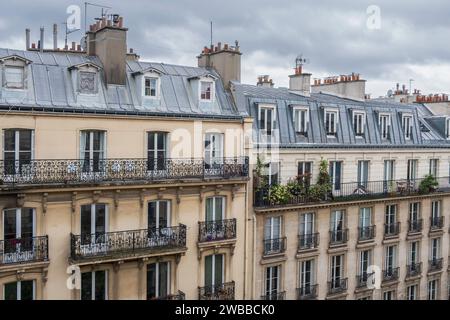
[254,156,269,191]
[388,180,396,196]
[307,158,332,201]
[287,177,305,196]
[418,174,438,194]
[266,184,293,205]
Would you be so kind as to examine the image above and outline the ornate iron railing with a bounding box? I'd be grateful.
[430,216,444,230]
[261,291,286,300]
[428,258,443,272]
[70,224,186,261]
[328,278,348,295]
[408,219,423,233]
[297,285,318,300]
[198,219,236,243]
[254,176,450,207]
[406,262,422,278]
[384,222,400,237]
[358,226,376,241]
[382,267,399,282]
[329,229,348,246]
[356,273,374,288]
[0,236,48,265]
[153,290,186,300]
[198,281,235,300]
[298,233,320,250]
[263,237,286,255]
[0,157,249,186]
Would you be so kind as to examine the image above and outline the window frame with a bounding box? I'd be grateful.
[402,114,413,140]
[3,280,35,300]
[352,110,366,136]
[3,66,25,90]
[293,106,309,134]
[324,108,339,136]
[143,76,160,98]
[80,270,108,300]
[199,80,214,101]
[258,105,276,135]
[378,113,391,140]
[147,261,170,299]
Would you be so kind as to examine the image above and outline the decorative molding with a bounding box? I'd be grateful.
[139,189,146,208]
[214,185,223,195]
[114,190,121,209]
[113,261,123,273]
[71,192,77,214]
[138,257,148,269]
[199,186,206,203]
[176,187,183,204]
[175,254,182,265]
[16,194,26,208]
[157,188,166,200]
[231,184,240,201]
[42,193,48,214]
[41,269,48,284]
[92,190,102,203]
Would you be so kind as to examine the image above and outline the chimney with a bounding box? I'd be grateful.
[39,27,44,53]
[53,24,58,50]
[289,64,311,96]
[86,15,128,85]
[257,75,274,88]
[25,28,30,50]
[311,72,366,101]
[197,40,242,90]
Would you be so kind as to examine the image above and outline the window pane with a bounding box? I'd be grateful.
[147,263,157,299]
[81,272,93,300]
[205,255,213,287]
[21,208,34,239]
[95,204,106,234]
[94,270,106,300]
[158,201,169,228]
[19,130,32,151]
[4,130,15,151]
[20,280,34,300]
[214,197,223,220]
[148,201,157,228]
[214,254,223,286]
[4,282,18,300]
[159,262,169,297]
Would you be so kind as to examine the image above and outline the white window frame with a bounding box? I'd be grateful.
[3,280,35,300]
[299,259,315,289]
[265,265,281,296]
[379,113,391,140]
[148,261,170,298]
[3,129,35,166]
[4,66,25,89]
[265,216,282,240]
[431,200,441,219]
[205,254,225,288]
[359,207,372,228]
[383,160,395,182]
[359,249,371,276]
[204,132,224,165]
[383,290,395,300]
[407,159,418,181]
[352,110,366,136]
[427,280,438,300]
[407,285,417,300]
[329,161,343,191]
[143,76,160,98]
[430,237,440,260]
[205,196,225,221]
[330,254,344,283]
[324,108,338,136]
[2,208,36,240]
[199,80,214,101]
[408,241,419,264]
[402,114,413,140]
[79,130,106,164]
[429,159,438,177]
[80,203,109,236]
[148,200,171,228]
[258,105,276,135]
[409,202,420,222]
[293,106,309,134]
[384,245,397,270]
[299,212,315,236]
[81,270,108,300]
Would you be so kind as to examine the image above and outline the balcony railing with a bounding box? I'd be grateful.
[254,176,450,207]
[70,225,186,261]
[261,291,286,300]
[0,236,48,265]
[298,233,320,251]
[382,267,399,282]
[384,222,400,237]
[328,278,348,295]
[428,258,443,272]
[297,284,318,300]
[198,281,235,300]
[198,219,236,243]
[358,226,376,241]
[430,216,444,230]
[152,290,186,300]
[263,237,286,255]
[329,229,348,246]
[408,219,423,234]
[406,262,422,278]
[0,157,249,186]
[356,273,373,288]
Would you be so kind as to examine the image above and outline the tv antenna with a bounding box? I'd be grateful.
[295,54,309,68]
[84,2,112,33]
[62,21,80,48]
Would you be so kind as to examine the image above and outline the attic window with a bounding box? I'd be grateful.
[4,66,24,89]
[352,111,366,136]
[446,119,450,139]
[144,77,158,97]
[293,107,309,134]
[402,114,413,140]
[325,109,338,136]
[79,71,98,94]
[200,81,212,100]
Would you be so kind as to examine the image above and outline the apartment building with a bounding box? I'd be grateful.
[0,17,251,300]
[232,68,450,300]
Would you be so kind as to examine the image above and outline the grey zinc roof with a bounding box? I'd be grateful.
[231,82,450,148]
[0,48,241,120]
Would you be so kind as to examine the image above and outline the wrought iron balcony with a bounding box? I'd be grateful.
[298,233,320,251]
[328,278,348,295]
[70,225,186,261]
[198,219,236,243]
[384,222,400,237]
[198,281,235,300]
[0,157,249,187]
[406,262,422,278]
[152,290,186,300]
[430,216,444,230]
[254,177,450,208]
[263,237,286,256]
[261,291,286,300]
[358,226,376,241]
[329,229,348,246]
[356,273,374,288]
[297,284,318,300]
[408,219,423,234]
[0,236,48,266]
[428,258,443,272]
[382,267,399,282]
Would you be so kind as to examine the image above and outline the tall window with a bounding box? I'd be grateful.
[81,270,107,300]
[379,114,390,140]
[359,250,371,280]
[3,129,33,175]
[148,132,167,171]
[427,280,438,300]
[148,200,170,229]
[431,200,441,221]
[446,118,450,139]
[3,208,35,259]
[4,66,24,89]
[407,159,417,181]
[293,107,309,134]
[408,241,419,265]
[409,202,420,222]
[407,285,418,300]
[299,212,314,248]
[259,106,276,135]
[299,259,315,294]
[383,160,395,182]
[80,204,107,246]
[402,115,413,140]
[430,238,440,261]
[353,111,365,136]
[429,159,438,177]
[205,197,224,222]
[3,280,34,300]
[205,254,224,291]
[385,204,397,227]
[330,255,344,287]
[329,161,342,191]
[330,210,345,242]
[383,290,395,300]
[325,110,338,135]
[200,81,212,100]
[147,262,170,299]
[144,77,158,97]
[263,162,279,186]
[204,133,223,169]
[297,161,312,186]
[264,216,282,254]
[357,160,369,188]
[385,245,397,271]
[265,265,281,298]
[80,130,105,173]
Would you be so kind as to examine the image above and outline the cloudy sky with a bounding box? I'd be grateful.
[1,0,450,97]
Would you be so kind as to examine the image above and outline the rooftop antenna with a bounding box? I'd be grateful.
[295,54,309,73]
[84,2,112,33]
[210,21,213,48]
[62,21,80,48]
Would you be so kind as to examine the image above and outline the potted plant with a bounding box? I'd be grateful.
[266,184,292,205]
[418,174,438,194]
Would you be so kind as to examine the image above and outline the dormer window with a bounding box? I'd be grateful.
[402,114,413,140]
[4,66,24,89]
[259,105,276,135]
[144,77,158,97]
[293,107,309,135]
[446,118,450,139]
[200,81,212,100]
[379,113,390,140]
[79,71,98,94]
[353,111,366,136]
[325,109,338,136]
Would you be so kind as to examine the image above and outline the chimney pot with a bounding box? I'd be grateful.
[25,28,30,50]
[107,20,112,27]
[218,42,222,50]
[31,43,36,49]
[130,48,134,53]
[39,27,44,53]
[71,41,76,50]
[224,43,228,50]
[53,23,58,50]
[118,17,123,28]
[77,44,81,51]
